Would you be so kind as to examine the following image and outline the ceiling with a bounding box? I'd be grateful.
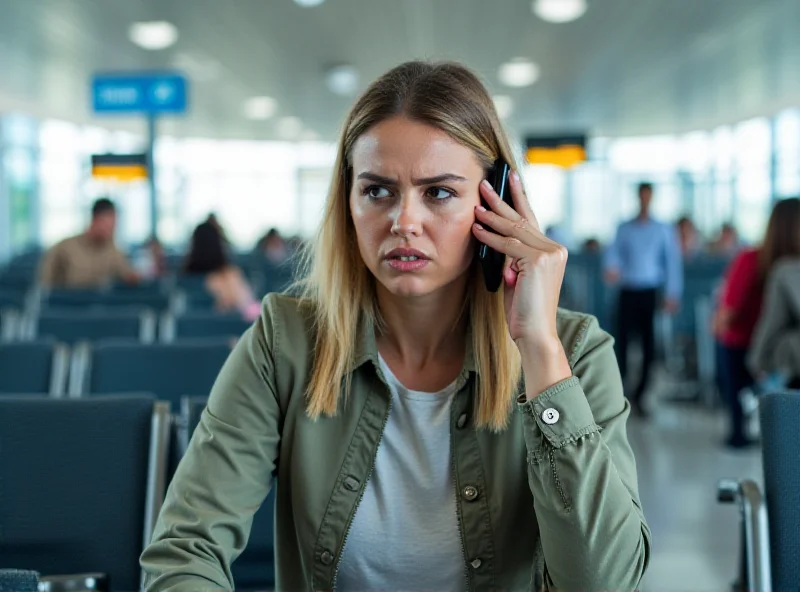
[0,0,799,142]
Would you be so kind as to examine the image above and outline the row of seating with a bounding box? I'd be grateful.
[0,394,276,591]
[0,340,233,404]
[0,310,253,344]
[10,384,796,591]
[0,256,297,295]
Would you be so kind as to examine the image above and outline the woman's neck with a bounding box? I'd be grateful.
[375,280,469,373]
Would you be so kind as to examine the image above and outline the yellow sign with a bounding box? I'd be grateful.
[91,153,149,181]
[91,164,149,181]
[525,145,586,168]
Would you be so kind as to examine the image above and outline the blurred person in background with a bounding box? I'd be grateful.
[142,60,649,592]
[709,223,741,258]
[676,215,702,259]
[184,222,261,321]
[206,212,230,246]
[134,236,167,280]
[604,182,683,417]
[255,228,289,265]
[39,198,139,289]
[582,237,602,254]
[747,198,800,391]
[714,198,800,448]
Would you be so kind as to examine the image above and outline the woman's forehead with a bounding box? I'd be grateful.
[350,118,481,176]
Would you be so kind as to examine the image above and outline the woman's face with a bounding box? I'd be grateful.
[349,115,485,300]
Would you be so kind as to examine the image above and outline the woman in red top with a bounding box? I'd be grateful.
[715,199,800,448]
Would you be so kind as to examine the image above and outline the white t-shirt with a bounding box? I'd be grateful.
[335,356,467,592]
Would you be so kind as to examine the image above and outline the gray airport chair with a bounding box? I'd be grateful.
[718,391,800,591]
[25,310,156,344]
[70,340,233,405]
[161,311,251,342]
[0,395,171,591]
[0,341,68,396]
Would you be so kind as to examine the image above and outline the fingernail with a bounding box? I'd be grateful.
[476,206,487,212]
[481,179,492,189]
[474,223,484,230]
[511,170,520,183]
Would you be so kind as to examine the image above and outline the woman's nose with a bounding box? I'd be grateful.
[390,197,423,237]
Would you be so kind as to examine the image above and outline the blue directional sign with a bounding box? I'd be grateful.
[92,72,188,115]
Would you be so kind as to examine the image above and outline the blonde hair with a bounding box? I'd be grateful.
[300,61,521,431]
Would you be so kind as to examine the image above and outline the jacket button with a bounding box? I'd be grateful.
[343,476,360,492]
[463,485,479,501]
[542,407,560,425]
[456,413,468,429]
[471,558,482,569]
[320,550,334,565]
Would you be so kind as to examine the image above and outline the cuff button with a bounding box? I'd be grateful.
[542,408,560,425]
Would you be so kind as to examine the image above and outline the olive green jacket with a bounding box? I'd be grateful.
[141,294,650,591]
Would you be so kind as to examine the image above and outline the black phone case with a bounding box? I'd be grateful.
[478,159,513,292]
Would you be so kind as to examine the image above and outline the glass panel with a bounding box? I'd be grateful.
[775,109,800,198]
[522,165,565,235]
[572,162,618,242]
[734,117,771,167]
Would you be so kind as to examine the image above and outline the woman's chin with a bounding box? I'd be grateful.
[380,276,438,299]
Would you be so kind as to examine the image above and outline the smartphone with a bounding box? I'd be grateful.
[478,159,513,292]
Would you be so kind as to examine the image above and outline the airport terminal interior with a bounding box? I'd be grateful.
[1,0,799,591]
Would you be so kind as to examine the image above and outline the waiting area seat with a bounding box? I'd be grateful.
[0,307,21,341]
[0,288,30,309]
[718,391,800,591]
[162,312,252,342]
[25,310,157,344]
[0,395,171,591]
[71,340,233,405]
[0,341,68,395]
[42,289,173,313]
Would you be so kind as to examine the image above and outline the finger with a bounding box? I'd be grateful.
[480,180,523,222]
[509,170,540,232]
[472,223,530,259]
[475,206,557,250]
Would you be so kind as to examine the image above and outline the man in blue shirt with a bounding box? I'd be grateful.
[604,182,683,417]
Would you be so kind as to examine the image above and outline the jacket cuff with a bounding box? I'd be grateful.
[516,377,600,448]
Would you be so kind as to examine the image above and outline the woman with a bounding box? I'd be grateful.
[748,198,800,388]
[714,198,800,447]
[183,222,261,321]
[142,62,649,591]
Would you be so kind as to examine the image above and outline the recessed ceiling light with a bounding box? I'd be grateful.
[533,0,588,23]
[243,96,278,120]
[129,21,179,51]
[277,116,303,139]
[325,64,360,97]
[498,58,540,88]
[493,95,514,119]
[294,0,325,6]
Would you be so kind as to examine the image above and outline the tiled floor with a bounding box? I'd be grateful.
[630,380,762,592]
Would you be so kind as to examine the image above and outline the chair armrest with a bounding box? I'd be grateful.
[717,479,772,592]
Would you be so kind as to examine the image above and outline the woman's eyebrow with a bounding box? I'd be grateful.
[356,172,468,185]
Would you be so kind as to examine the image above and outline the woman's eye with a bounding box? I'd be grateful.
[365,185,392,199]
[425,187,455,200]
